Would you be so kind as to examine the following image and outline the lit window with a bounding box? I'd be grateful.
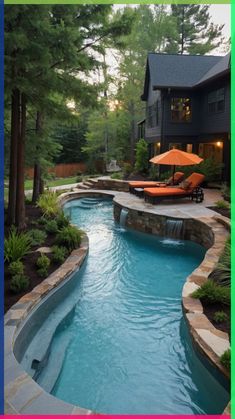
[171,98,192,122]
[208,88,225,113]
[186,144,193,153]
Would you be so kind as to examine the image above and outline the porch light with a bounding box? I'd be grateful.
[216,141,222,147]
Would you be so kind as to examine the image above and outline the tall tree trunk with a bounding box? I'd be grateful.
[7,89,20,226]
[32,111,44,203]
[32,163,41,204]
[16,93,26,229]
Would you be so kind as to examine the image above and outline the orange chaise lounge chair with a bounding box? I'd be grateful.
[144,173,205,204]
[128,171,185,194]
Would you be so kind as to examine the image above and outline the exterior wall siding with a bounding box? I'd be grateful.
[199,76,230,134]
[144,75,162,141]
[143,77,230,141]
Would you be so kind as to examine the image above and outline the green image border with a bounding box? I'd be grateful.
[3,0,232,416]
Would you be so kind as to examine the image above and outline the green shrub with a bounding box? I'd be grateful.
[37,191,59,218]
[213,311,228,323]
[51,246,68,264]
[221,183,231,202]
[122,163,134,178]
[220,349,231,370]
[110,172,122,180]
[149,164,158,180]
[28,229,47,246]
[38,217,47,226]
[191,280,230,306]
[55,211,70,229]
[134,139,149,173]
[4,227,32,263]
[177,157,223,182]
[215,200,230,209]
[8,260,24,276]
[45,219,59,234]
[56,225,82,251]
[10,274,29,294]
[210,238,231,287]
[159,170,172,181]
[36,254,50,277]
[76,175,83,183]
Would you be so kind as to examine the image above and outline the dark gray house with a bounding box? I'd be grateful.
[139,53,231,181]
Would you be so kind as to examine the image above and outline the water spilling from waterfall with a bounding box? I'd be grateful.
[165,219,184,239]
[119,208,129,228]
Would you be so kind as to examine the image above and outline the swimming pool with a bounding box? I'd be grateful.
[23,197,230,414]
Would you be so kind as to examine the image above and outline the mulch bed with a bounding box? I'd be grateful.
[207,206,230,219]
[202,302,230,339]
[4,204,61,313]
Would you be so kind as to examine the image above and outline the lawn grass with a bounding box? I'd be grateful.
[24,176,78,190]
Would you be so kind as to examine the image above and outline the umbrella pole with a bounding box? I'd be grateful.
[172,165,175,185]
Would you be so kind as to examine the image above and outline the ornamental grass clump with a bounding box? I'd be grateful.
[37,191,60,218]
[209,237,231,287]
[28,229,47,246]
[4,227,32,263]
[220,349,231,370]
[55,211,70,229]
[213,311,228,323]
[45,219,59,234]
[56,225,82,252]
[191,280,230,306]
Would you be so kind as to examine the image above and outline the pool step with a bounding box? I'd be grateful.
[36,328,72,393]
[21,298,78,379]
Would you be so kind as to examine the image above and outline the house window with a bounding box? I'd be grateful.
[208,88,225,114]
[147,101,159,128]
[171,98,192,122]
[186,144,193,153]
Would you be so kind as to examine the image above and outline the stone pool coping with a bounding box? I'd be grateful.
[4,190,231,414]
[5,233,94,415]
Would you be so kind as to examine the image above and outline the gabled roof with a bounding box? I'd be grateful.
[141,52,230,100]
[196,53,230,86]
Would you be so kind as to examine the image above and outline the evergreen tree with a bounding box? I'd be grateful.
[5,4,132,227]
[165,5,224,55]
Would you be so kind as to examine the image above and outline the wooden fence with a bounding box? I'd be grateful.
[25,163,87,179]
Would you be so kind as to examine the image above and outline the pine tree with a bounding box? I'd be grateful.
[165,5,224,55]
[5,4,132,227]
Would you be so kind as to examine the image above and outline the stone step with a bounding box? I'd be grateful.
[87,178,99,185]
[76,184,90,190]
[82,181,93,188]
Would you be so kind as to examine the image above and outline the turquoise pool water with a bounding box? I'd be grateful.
[52,197,229,414]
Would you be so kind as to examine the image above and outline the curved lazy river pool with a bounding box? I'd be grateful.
[21,197,230,414]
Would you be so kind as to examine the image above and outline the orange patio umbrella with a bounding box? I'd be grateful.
[150,149,203,183]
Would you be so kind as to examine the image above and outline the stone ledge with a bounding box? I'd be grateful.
[182,215,230,381]
[4,231,91,415]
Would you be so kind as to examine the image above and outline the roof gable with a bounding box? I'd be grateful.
[142,53,230,100]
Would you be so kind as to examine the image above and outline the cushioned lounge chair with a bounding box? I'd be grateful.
[128,171,185,194]
[144,173,205,204]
